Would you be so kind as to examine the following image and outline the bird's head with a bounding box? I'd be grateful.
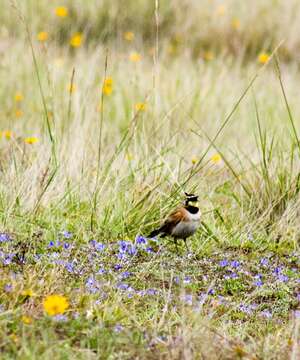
[184,192,199,206]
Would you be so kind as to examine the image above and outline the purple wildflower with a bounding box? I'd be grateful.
[53,314,68,322]
[182,294,193,305]
[117,283,130,290]
[231,260,240,268]
[114,324,123,333]
[62,231,72,239]
[278,274,289,283]
[73,312,80,319]
[174,276,180,284]
[118,241,128,252]
[254,279,263,287]
[89,240,97,247]
[208,288,215,295]
[4,284,12,292]
[274,267,282,276]
[293,310,300,318]
[97,268,106,275]
[135,235,147,245]
[254,274,263,286]
[239,304,253,315]
[137,290,146,296]
[85,276,100,293]
[230,272,238,279]
[86,276,96,287]
[117,252,127,260]
[146,288,158,296]
[217,295,226,305]
[120,271,131,279]
[95,242,106,252]
[127,245,137,256]
[219,259,229,267]
[183,276,192,284]
[0,233,10,242]
[247,232,254,241]
[65,262,74,273]
[3,253,14,265]
[260,310,272,319]
[117,240,137,256]
[260,258,269,266]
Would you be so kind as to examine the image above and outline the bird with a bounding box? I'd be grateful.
[149,192,201,252]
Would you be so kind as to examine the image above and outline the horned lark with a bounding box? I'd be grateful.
[149,192,201,251]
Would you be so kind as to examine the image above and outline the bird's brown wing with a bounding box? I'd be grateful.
[159,208,188,234]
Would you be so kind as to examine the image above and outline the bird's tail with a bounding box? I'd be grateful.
[148,228,161,238]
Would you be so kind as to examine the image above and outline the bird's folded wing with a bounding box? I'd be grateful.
[160,208,187,233]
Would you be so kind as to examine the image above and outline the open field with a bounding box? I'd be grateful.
[1,1,300,359]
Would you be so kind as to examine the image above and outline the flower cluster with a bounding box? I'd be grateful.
[1,226,299,326]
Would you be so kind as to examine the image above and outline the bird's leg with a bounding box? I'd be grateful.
[183,239,189,252]
[174,239,179,254]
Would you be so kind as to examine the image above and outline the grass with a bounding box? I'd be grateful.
[0,1,300,359]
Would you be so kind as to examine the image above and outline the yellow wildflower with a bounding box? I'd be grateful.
[167,44,176,55]
[70,33,82,48]
[15,109,23,118]
[43,294,69,316]
[231,18,241,30]
[203,51,214,61]
[21,315,33,325]
[10,334,19,344]
[258,52,270,64]
[37,31,49,42]
[234,346,246,357]
[124,31,134,41]
[129,51,141,62]
[21,289,34,297]
[102,77,113,96]
[24,137,39,145]
[126,153,133,161]
[191,157,197,165]
[3,130,12,139]
[55,6,68,17]
[135,102,147,112]
[15,92,23,102]
[103,85,112,95]
[104,78,113,86]
[211,153,222,164]
[68,83,77,93]
[216,5,226,16]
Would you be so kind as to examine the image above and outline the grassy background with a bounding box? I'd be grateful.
[0,0,300,358]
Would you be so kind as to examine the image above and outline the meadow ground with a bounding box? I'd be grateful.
[1,1,300,359]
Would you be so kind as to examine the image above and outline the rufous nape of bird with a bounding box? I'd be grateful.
[149,192,201,252]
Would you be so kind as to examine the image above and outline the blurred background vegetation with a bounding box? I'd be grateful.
[2,0,300,62]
